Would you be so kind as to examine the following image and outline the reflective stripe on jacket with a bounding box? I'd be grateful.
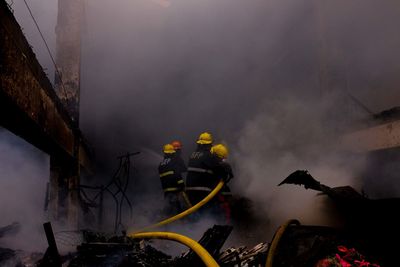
[186,144,220,191]
[158,154,186,192]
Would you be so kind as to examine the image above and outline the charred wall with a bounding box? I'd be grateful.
[0,1,92,226]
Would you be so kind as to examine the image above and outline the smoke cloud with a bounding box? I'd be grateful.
[3,0,400,249]
[0,129,48,252]
[233,94,367,235]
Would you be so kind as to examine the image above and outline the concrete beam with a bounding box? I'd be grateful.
[0,1,92,171]
[340,120,400,152]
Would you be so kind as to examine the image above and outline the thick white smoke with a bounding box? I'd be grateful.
[0,129,48,252]
[3,0,400,251]
[232,95,367,238]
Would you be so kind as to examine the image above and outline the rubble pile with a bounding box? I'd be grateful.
[2,170,395,266]
[35,225,269,267]
[315,245,381,267]
[278,170,398,266]
[218,242,269,266]
[0,222,43,267]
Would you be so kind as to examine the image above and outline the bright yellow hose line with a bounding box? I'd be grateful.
[130,232,220,267]
[131,180,225,233]
[265,219,300,267]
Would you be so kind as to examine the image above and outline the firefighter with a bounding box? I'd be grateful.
[211,143,234,224]
[185,133,233,222]
[171,140,191,207]
[171,140,183,156]
[185,132,216,205]
[158,144,185,216]
[171,140,187,174]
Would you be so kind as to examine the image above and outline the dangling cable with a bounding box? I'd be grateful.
[22,0,71,105]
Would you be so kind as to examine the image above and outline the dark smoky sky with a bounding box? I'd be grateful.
[79,0,400,153]
[77,0,400,198]
[4,0,400,239]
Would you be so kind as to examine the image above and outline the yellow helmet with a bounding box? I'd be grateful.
[163,144,176,154]
[196,132,213,144]
[211,144,229,159]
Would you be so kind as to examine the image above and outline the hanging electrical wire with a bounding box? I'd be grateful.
[82,152,140,233]
[22,0,70,105]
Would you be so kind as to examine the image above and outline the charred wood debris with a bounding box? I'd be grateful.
[1,222,268,267]
[2,170,399,266]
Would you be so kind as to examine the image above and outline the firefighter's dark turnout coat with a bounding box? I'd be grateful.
[186,144,233,204]
[158,153,186,194]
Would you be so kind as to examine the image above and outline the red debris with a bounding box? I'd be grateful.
[315,245,380,267]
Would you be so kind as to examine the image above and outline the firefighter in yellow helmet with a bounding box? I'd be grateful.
[185,132,216,206]
[158,144,186,216]
[186,133,234,223]
[197,132,213,145]
[211,144,229,160]
[211,143,234,224]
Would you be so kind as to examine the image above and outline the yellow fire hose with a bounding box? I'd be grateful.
[129,231,220,267]
[130,180,225,233]
[265,219,300,267]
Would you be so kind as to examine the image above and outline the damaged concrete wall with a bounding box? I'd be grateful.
[0,1,91,227]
